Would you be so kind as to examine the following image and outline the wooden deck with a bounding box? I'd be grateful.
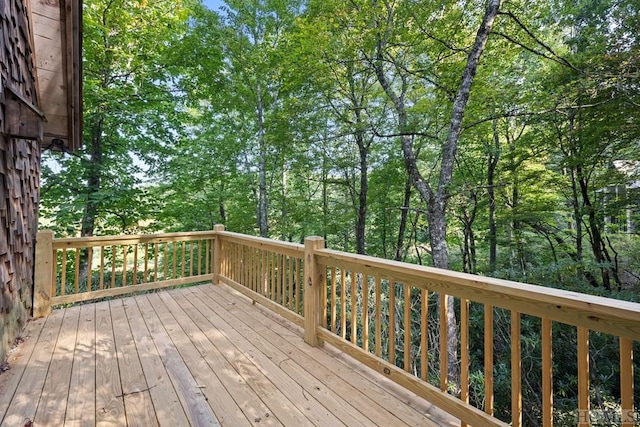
[0,283,455,426]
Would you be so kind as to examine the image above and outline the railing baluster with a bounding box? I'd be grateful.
[60,249,67,296]
[252,247,256,292]
[133,244,138,286]
[189,241,194,277]
[277,254,282,305]
[578,327,590,427]
[74,249,80,294]
[163,242,168,280]
[330,267,337,333]
[351,272,357,344]
[123,244,128,286]
[485,304,494,416]
[86,247,93,292]
[111,245,117,288]
[512,311,522,427]
[153,243,159,282]
[389,281,396,365]
[439,293,447,392]
[620,337,634,427]
[144,243,149,283]
[288,256,294,311]
[461,299,470,427]
[375,276,382,358]
[205,239,210,274]
[181,241,186,278]
[404,282,410,372]
[321,263,327,329]
[295,257,301,314]
[542,318,553,427]
[273,252,278,301]
[253,248,258,293]
[196,241,202,277]
[362,274,369,352]
[262,249,268,296]
[51,245,57,300]
[99,246,105,290]
[340,270,347,340]
[420,288,428,381]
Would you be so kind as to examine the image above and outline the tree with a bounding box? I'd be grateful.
[41,0,194,236]
[369,0,502,385]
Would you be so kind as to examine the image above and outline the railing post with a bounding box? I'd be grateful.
[304,236,325,347]
[212,224,225,285]
[33,230,54,318]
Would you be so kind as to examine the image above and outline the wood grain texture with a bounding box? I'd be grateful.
[110,299,158,427]
[200,284,453,427]
[1,283,457,426]
[34,306,80,426]
[94,301,126,426]
[65,304,96,427]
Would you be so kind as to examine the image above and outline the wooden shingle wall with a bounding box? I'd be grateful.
[0,0,41,363]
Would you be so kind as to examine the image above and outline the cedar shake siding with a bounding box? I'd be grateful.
[0,0,42,363]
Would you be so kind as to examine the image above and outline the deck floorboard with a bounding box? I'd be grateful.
[0,283,455,426]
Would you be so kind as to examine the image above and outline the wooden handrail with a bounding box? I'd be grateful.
[34,227,638,427]
[52,230,217,248]
[35,230,218,313]
[314,248,640,340]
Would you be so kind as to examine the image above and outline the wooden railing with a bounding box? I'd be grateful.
[33,227,639,427]
[33,227,221,316]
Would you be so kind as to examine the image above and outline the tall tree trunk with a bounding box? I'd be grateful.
[488,119,500,272]
[322,145,329,242]
[562,110,605,288]
[256,81,269,237]
[459,193,478,274]
[507,133,526,276]
[373,0,501,386]
[394,176,412,261]
[81,119,104,238]
[577,168,621,290]
[281,164,288,241]
[356,130,368,254]
[79,119,103,288]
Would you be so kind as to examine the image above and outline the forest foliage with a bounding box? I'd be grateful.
[42,0,640,293]
[40,0,639,424]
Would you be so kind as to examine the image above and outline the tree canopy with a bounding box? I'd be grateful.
[40,1,640,423]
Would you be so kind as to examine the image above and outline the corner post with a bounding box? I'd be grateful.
[304,236,325,346]
[212,224,225,285]
[33,230,54,318]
